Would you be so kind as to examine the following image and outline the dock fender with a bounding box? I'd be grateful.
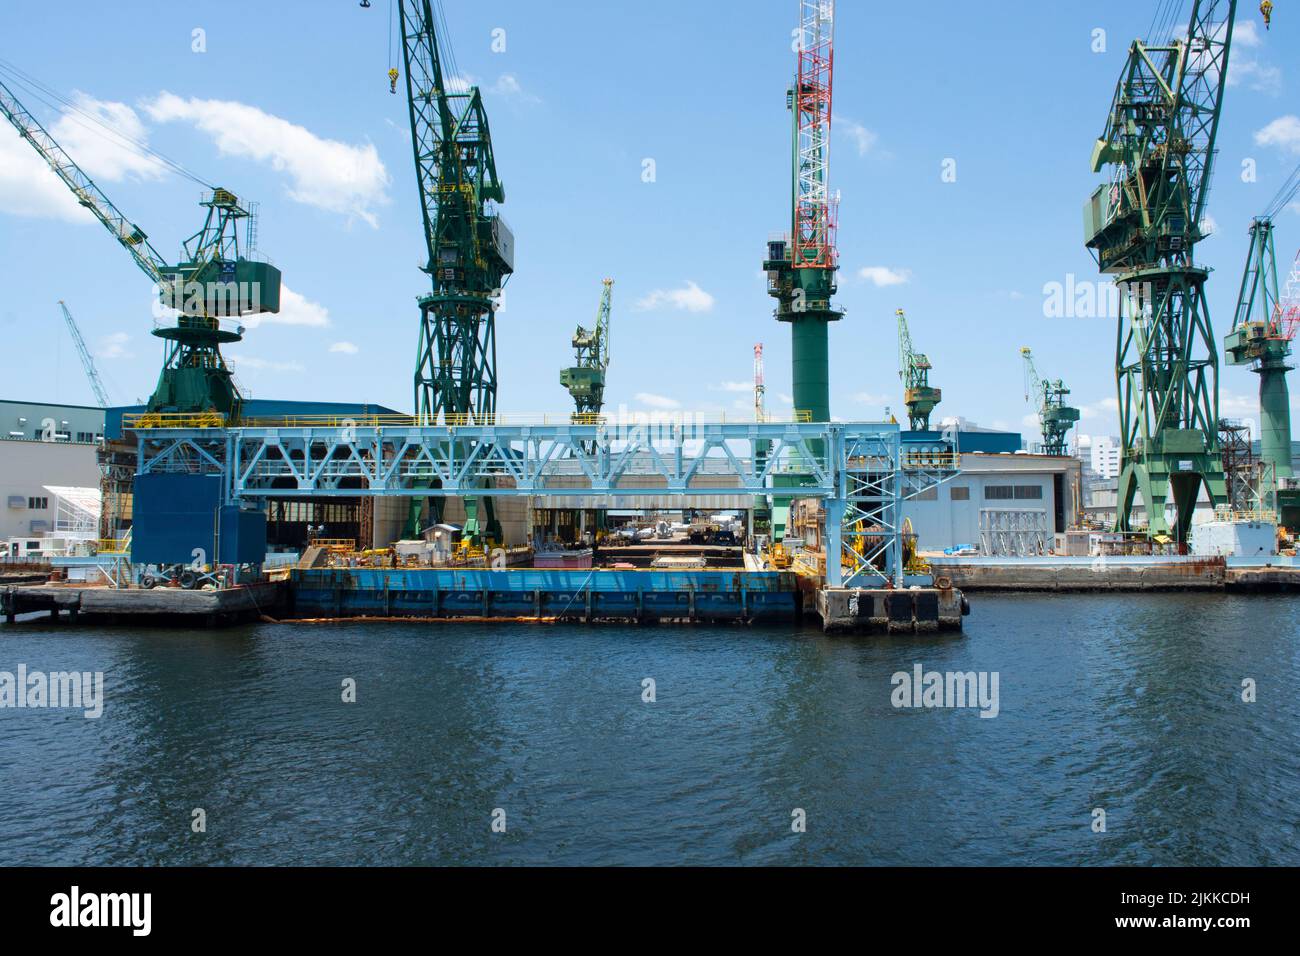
[961,595,971,616]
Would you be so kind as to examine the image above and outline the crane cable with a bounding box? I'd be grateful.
[1262,159,1300,220]
[0,58,212,189]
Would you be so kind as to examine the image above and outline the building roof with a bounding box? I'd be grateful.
[102,399,406,440]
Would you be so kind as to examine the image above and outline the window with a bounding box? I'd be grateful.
[913,486,939,501]
[984,485,1015,500]
[27,497,48,510]
[950,486,970,501]
[1014,485,1044,500]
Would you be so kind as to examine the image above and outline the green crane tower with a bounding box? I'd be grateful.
[1084,0,1237,543]
[896,309,941,431]
[395,0,513,542]
[1224,204,1300,527]
[1020,348,1080,457]
[1,75,280,421]
[560,279,613,423]
[763,0,842,427]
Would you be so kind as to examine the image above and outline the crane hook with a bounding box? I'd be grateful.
[360,1,372,8]
[388,68,400,94]
[1261,0,1273,30]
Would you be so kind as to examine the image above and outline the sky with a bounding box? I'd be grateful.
[0,0,1297,445]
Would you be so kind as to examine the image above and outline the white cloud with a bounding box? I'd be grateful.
[852,392,891,406]
[1255,115,1300,154]
[51,94,168,182]
[1200,214,1218,237]
[633,392,680,410]
[837,117,878,157]
[143,92,391,226]
[0,124,95,222]
[329,341,358,355]
[1235,20,1263,48]
[1230,58,1283,95]
[710,381,753,393]
[490,74,539,103]
[1077,397,1120,422]
[858,265,912,287]
[241,285,330,329]
[635,280,714,313]
[95,331,133,360]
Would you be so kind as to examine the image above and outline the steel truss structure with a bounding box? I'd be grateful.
[135,421,957,588]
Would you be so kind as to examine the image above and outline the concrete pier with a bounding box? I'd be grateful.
[926,555,1300,592]
[816,586,967,635]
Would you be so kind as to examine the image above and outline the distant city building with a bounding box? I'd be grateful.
[1078,434,1121,480]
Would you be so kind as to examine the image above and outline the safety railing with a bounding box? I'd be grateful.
[123,411,227,429]
[125,411,845,430]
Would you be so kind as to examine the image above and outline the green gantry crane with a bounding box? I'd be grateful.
[394,0,513,542]
[1223,161,1300,527]
[560,279,613,423]
[0,74,280,422]
[896,309,941,431]
[1083,0,1237,543]
[1020,348,1080,457]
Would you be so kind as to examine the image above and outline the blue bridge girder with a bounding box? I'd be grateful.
[134,420,958,586]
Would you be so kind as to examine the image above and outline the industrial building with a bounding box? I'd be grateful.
[1,400,103,545]
[906,452,1083,556]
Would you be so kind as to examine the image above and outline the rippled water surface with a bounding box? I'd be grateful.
[2,593,1297,865]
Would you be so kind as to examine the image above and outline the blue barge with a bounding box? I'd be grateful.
[288,568,803,623]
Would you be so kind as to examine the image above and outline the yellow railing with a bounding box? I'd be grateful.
[124,411,832,430]
[123,411,227,429]
[902,451,960,470]
[93,539,130,555]
[309,538,356,553]
[1214,510,1278,523]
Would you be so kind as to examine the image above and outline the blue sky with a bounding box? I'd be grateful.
[1,0,1297,443]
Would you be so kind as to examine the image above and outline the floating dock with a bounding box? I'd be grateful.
[3,571,967,634]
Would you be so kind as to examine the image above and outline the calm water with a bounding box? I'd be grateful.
[1,594,1297,866]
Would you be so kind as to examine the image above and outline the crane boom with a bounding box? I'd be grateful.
[0,78,168,288]
[57,300,111,408]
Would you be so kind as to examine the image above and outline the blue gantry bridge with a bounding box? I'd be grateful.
[127,415,958,588]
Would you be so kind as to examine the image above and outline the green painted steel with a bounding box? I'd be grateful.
[896,309,941,430]
[396,0,512,540]
[1225,218,1295,497]
[0,77,280,421]
[1020,347,1080,456]
[560,279,613,421]
[1085,0,1236,542]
